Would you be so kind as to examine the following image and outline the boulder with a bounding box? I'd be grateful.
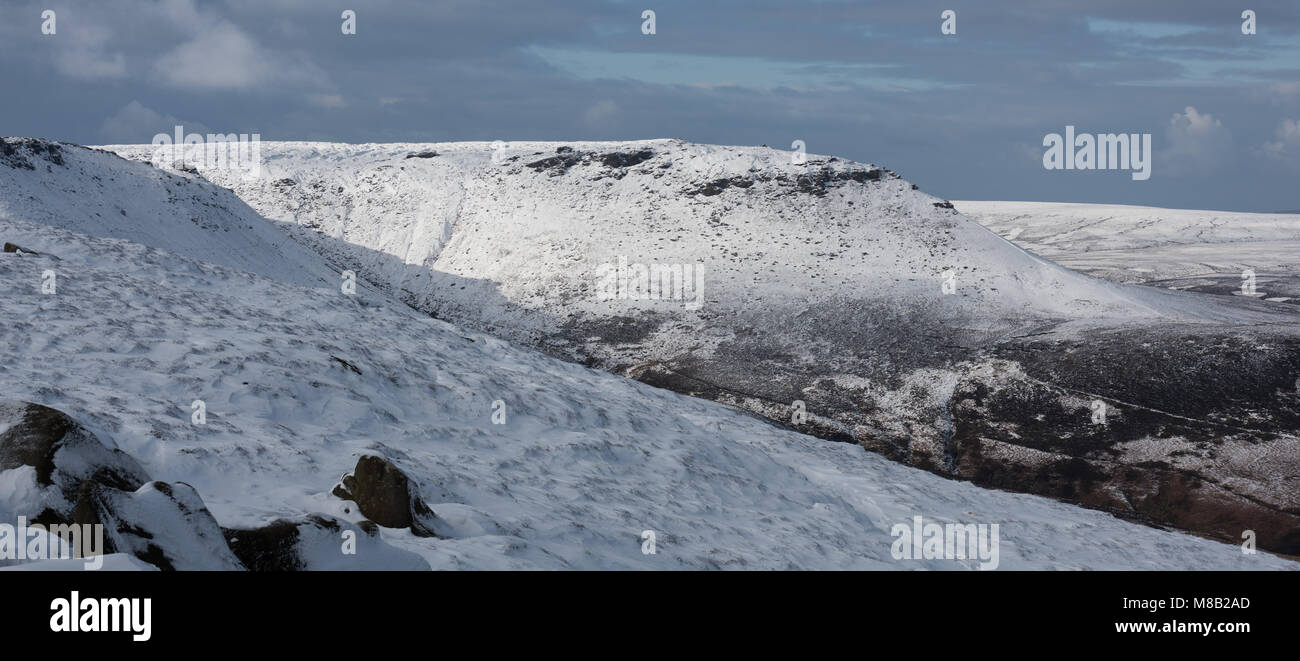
[331,455,438,536]
[73,480,245,571]
[0,401,149,523]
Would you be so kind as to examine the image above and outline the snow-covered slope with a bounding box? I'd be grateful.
[103,139,1300,555]
[0,199,1290,569]
[0,138,341,290]
[955,200,1300,303]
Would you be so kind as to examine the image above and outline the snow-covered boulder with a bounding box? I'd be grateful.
[73,480,245,571]
[0,401,149,524]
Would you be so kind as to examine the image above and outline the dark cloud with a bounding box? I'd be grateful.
[2,0,1298,210]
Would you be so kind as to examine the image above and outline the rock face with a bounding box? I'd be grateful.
[0,401,150,524]
[945,329,1300,554]
[73,480,245,571]
[332,455,438,537]
[0,137,64,170]
[223,513,430,571]
[106,140,1300,555]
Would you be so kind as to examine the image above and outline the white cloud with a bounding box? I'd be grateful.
[1260,119,1300,170]
[154,22,272,90]
[1159,106,1232,176]
[52,23,127,80]
[150,8,329,92]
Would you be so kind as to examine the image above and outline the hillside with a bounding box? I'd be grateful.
[4,138,1291,569]
[955,200,1300,304]
[103,139,1300,554]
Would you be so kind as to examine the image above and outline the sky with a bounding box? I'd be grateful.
[2,0,1300,211]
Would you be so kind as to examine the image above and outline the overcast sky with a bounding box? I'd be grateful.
[3,0,1300,211]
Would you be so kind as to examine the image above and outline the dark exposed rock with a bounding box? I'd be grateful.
[222,513,351,571]
[1,138,65,170]
[223,518,302,571]
[74,480,245,570]
[329,355,363,375]
[686,167,884,197]
[222,513,429,571]
[785,167,883,196]
[687,176,754,197]
[933,328,1300,555]
[526,150,588,175]
[599,149,655,169]
[933,201,955,209]
[2,242,38,255]
[331,454,438,536]
[405,150,439,159]
[0,401,150,518]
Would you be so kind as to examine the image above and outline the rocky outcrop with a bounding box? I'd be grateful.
[331,455,438,537]
[942,328,1300,554]
[73,480,245,570]
[1,137,64,170]
[2,402,244,569]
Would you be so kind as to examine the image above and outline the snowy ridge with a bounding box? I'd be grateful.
[0,138,343,291]
[108,140,1282,331]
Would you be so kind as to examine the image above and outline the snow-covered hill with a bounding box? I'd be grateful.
[0,144,1291,569]
[955,200,1300,304]
[103,139,1300,555]
[109,140,1279,327]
